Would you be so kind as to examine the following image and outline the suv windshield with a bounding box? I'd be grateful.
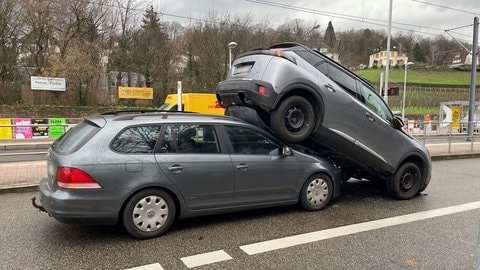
[52,120,100,155]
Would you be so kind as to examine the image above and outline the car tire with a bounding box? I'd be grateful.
[122,189,176,239]
[270,95,315,143]
[386,162,422,200]
[300,173,333,211]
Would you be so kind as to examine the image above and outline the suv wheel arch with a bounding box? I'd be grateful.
[273,83,325,132]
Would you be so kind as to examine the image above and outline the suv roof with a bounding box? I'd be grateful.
[242,42,376,89]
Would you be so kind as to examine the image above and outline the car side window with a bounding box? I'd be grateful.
[295,50,322,66]
[111,125,161,154]
[161,124,220,154]
[357,82,393,123]
[328,65,357,97]
[225,125,281,156]
[314,61,328,76]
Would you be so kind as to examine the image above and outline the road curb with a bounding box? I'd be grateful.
[0,184,39,194]
[430,152,480,161]
[0,143,51,151]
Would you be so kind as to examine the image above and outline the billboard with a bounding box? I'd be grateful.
[0,118,12,139]
[118,87,153,100]
[31,76,66,91]
[32,118,49,138]
[49,118,66,139]
[14,118,33,139]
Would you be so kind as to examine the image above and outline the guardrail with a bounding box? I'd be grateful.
[0,118,81,140]
[408,120,479,153]
[1,119,479,154]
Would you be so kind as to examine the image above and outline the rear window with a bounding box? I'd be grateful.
[52,120,100,155]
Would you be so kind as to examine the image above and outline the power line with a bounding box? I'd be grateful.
[411,0,480,16]
[245,0,473,43]
[84,0,472,44]
[247,0,444,32]
[82,0,320,38]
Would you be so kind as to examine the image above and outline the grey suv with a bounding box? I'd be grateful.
[34,111,341,239]
[216,43,431,200]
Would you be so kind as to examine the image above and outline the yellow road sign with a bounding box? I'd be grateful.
[118,87,153,100]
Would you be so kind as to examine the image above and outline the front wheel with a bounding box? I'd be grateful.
[122,189,176,239]
[386,162,422,200]
[270,96,315,143]
[300,173,333,211]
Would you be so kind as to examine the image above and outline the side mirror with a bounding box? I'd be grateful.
[282,145,293,156]
[393,116,405,130]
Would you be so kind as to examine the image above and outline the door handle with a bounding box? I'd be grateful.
[167,165,183,172]
[235,164,248,170]
[365,112,375,122]
[325,84,336,92]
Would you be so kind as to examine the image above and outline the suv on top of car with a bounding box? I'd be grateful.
[34,111,341,239]
[216,42,431,200]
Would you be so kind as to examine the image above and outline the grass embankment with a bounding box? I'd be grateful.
[354,69,477,117]
[355,69,478,87]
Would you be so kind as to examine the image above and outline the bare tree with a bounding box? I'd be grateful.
[0,0,23,83]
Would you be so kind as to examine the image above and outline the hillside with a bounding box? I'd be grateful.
[355,69,479,87]
[354,69,478,117]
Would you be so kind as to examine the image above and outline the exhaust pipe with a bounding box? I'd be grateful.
[31,197,47,213]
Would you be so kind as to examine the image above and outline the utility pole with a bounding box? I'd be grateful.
[384,0,393,105]
[467,17,478,140]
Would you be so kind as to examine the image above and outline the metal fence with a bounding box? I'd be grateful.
[0,118,82,140]
[408,120,480,153]
[1,119,479,154]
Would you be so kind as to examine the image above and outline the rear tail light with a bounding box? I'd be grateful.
[269,49,297,64]
[258,86,267,96]
[56,167,102,189]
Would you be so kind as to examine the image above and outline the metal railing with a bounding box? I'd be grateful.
[0,118,82,140]
[406,120,480,153]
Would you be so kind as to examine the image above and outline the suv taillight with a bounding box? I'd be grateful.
[56,167,102,189]
[270,49,297,64]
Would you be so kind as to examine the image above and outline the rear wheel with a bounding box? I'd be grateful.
[122,189,175,239]
[270,96,315,143]
[300,173,333,211]
[386,162,422,200]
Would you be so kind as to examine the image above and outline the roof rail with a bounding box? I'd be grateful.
[101,110,195,115]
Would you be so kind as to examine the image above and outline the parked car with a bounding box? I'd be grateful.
[216,42,431,200]
[33,111,341,239]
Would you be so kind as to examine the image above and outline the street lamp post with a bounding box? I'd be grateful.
[402,62,414,120]
[306,24,321,36]
[228,41,238,75]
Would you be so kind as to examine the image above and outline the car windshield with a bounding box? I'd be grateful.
[52,120,100,155]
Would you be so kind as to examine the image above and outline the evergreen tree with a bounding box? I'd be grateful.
[413,43,426,63]
[324,21,336,48]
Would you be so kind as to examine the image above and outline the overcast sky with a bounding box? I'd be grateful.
[147,0,479,43]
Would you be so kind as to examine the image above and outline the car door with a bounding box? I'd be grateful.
[223,125,299,205]
[354,82,405,172]
[314,61,365,157]
[155,124,234,210]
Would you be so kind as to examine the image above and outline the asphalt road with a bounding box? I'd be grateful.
[1,158,479,270]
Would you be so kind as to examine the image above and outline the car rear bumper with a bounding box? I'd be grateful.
[38,177,129,225]
[216,79,278,110]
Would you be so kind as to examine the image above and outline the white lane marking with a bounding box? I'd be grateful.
[181,250,233,268]
[240,201,480,255]
[125,263,164,270]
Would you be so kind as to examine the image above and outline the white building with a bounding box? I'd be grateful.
[369,50,409,68]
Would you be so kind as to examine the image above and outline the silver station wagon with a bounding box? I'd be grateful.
[34,111,341,239]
